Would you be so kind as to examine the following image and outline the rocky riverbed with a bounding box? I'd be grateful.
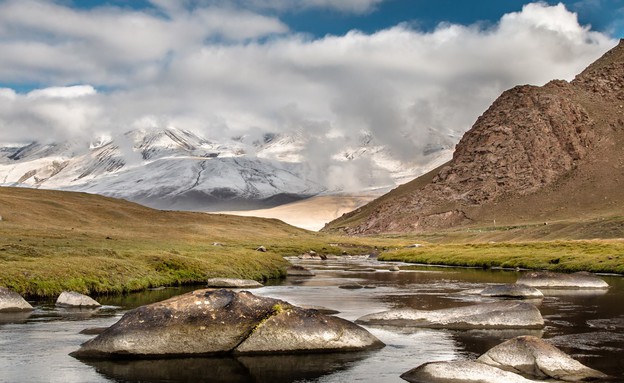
[0,256,622,382]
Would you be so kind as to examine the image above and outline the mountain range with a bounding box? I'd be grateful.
[325,39,624,235]
[0,127,451,212]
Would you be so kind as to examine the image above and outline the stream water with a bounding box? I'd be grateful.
[1,256,623,383]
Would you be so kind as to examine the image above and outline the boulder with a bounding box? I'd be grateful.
[299,305,340,315]
[255,246,267,252]
[286,265,315,277]
[477,335,608,381]
[0,287,33,312]
[71,289,383,359]
[356,301,544,329]
[517,271,608,289]
[401,361,539,383]
[479,284,544,299]
[206,278,263,288]
[56,291,101,308]
[389,266,400,272]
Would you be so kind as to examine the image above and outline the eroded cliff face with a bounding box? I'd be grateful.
[326,40,624,235]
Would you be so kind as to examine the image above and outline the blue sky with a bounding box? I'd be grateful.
[0,0,620,183]
[70,0,624,38]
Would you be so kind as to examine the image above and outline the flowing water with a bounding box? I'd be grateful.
[1,256,623,383]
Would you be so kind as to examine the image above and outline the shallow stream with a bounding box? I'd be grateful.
[1,256,623,382]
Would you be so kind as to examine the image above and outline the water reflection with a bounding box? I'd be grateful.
[1,257,623,382]
[0,311,32,324]
[86,352,373,383]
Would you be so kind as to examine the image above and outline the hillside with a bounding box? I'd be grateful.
[324,39,624,236]
[0,186,391,297]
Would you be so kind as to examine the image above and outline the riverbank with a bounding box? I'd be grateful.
[0,187,400,297]
[379,240,624,274]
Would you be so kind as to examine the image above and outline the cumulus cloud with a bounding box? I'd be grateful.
[0,1,618,189]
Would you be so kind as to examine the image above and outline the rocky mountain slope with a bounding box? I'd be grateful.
[324,39,624,235]
[0,127,451,211]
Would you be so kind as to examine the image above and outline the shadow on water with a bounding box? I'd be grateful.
[84,352,374,383]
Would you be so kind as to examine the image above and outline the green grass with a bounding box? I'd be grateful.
[379,240,624,273]
[2,186,623,298]
[0,187,407,297]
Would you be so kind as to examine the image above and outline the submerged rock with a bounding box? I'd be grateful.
[339,284,364,290]
[206,278,263,288]
[356,301,544,329]
[400,360,538,383]
[0,287,33,312]
[478,335,608,381]
[56,291,101,308]
[479,284,544,299]
[286,265,315,277]
[517,271,608,289]
[71,289,383,359]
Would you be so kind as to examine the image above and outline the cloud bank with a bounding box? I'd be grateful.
[0,1,617,187]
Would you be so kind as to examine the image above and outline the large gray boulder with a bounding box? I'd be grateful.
[56,291,101,308]
[71,289,383,359]
[479,284,544,299]
[0,287,33,312]
[477,335,608,381]
[206,278,263,288]
[400,361,539,383]
[517,271,608,289]
[356,301,544,329]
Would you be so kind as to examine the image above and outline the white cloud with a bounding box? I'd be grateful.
[0,2,618,187]
[26,85,96,99]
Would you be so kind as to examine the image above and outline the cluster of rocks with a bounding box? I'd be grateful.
[392,271,611,382]
[402,336,608,383]
[0,287,101,312]
[70,289,384,359]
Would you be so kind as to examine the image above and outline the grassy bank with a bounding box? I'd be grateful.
[379,240,624,273]
[0,187,406,297]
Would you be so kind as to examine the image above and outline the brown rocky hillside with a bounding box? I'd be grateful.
[324,39,624,235]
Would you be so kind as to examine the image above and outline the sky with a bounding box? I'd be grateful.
[0,0,622,188]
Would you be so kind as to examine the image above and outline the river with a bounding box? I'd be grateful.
[1,256,623,382]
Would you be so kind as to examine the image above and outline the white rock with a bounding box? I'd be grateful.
[401,360,539,383]
[356,301,544,329]
[517,271,608,289]
[56,291,101,308]
[0,287,33,312]
[478,335,608,381]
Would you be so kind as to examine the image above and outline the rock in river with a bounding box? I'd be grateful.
[517,271,608,289]
[401,360,538,383]
[356,301,544,329]
[478,335,608,381]
[71,289,383,359]
[286,265,315,277]
[206,278,263,288]
[479,284,544,299]
[56,291,101,308]
[0,287,33,312]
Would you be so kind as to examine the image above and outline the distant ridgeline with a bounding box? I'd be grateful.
[325,40,624,236]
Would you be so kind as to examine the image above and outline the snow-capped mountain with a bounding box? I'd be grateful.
[0,127,453,211]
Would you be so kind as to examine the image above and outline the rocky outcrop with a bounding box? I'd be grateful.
[71,289,383,359]
[479,284,544,299]
[206,278,263,288]
[400,360,538,383]
[356,301,544,329]
[478,336,608,381]
[517,271,609,289]
[56,291,101,308]
[324,40,624,235]
[0,287,33,312]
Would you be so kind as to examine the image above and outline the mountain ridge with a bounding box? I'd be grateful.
[324,39,624,235]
